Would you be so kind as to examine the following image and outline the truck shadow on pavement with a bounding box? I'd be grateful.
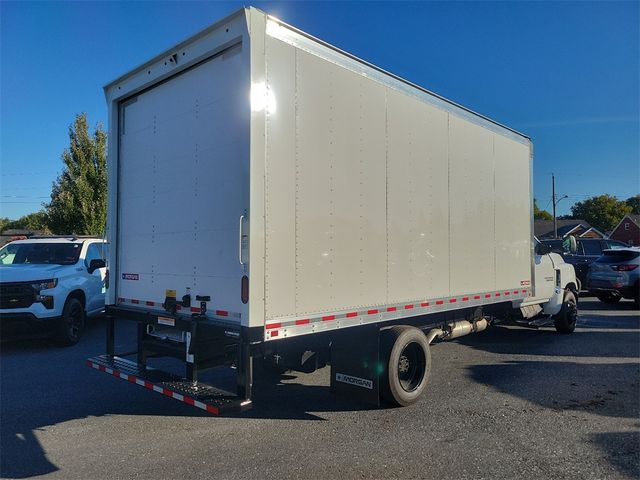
[0,319,368,478]
[590,431,640,479]
[0,318,212,478]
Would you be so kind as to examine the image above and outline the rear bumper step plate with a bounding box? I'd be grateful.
[86,355,251,415]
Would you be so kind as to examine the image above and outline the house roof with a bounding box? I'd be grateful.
[579,226,606,238]
[534,219,591,238]
[610,214,640,235]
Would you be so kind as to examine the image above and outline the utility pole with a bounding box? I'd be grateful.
[552,174,568,239]
[552,173,557,239]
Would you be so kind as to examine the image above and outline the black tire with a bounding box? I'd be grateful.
[554,290,578,334]
[56,297,85,346]
[597,292,621,304]
[380,326,431,407]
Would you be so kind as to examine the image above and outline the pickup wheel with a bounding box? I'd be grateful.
[554,290,578,334]
[380,326,431,407]
[56,297,85,346]
[596,292,621,304]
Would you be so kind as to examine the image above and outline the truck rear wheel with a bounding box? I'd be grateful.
[554,290,578,334]
[380,326,431,407]
[56,297,85,346]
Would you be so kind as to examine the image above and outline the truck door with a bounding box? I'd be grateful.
[115,44,249,319]
[84,242,107,313]
[533,253,556,301]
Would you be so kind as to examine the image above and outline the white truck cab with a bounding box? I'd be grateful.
[0,237,108,345]
[516,237,579,333]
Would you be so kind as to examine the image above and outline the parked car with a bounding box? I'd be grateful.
[587,247,640,307]
[541,237,628,289]
[0,237,108,345]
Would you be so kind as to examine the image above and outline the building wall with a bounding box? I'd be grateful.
[610,218,640,246]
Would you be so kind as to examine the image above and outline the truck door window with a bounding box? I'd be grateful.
[84,244,102,268]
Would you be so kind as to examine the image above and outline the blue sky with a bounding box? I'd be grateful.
[1,1,638,219]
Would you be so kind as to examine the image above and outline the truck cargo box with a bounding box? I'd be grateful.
[105,7,533,344]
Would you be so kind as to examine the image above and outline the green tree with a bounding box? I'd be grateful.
[534,198,552,220]
[2,211,50,232]
[46,113,107,235]
[625,195,640,215]
[570,195,632,233]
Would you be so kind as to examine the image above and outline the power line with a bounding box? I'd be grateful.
[0,195,49,199]
[0,171,59,177]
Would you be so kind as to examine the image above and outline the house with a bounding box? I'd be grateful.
[534,219,605,240]
[608,214,640,246]
[0,228,45,247]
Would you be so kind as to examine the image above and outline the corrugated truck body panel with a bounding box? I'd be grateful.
[259,12,532,339]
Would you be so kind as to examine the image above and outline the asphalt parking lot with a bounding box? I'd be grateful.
[1,296,639,480]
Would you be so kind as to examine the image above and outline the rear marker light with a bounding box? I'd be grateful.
[241,275,249,304]
[421,302,429,307]
[266,323,281,330]
[322,315,335,321]
[404,304,414,309]
[435,300,444,305]
[367,309,379,315]
[346,312,358,318]
[295,319,310,325]
[387,307,397,312]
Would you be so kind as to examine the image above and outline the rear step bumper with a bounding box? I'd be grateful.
[87,355,252,415]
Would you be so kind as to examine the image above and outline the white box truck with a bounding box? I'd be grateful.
[88,7,578,413]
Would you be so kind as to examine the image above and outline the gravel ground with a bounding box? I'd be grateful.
[1,296,638,479]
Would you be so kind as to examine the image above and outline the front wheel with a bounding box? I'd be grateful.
[380,326,431,407]
[55,297,85,346]
[554,290,578,334]
[596,292,621,304]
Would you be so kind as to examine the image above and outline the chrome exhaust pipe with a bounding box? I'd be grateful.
[426,318,489,344]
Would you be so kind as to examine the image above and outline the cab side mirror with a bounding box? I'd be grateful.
[88,258,106,273]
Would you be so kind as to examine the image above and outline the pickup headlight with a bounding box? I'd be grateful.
[32,279,58,292]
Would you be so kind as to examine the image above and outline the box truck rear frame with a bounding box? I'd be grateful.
[88,7,578,413]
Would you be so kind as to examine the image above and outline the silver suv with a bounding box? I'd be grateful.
[587,247,640,307]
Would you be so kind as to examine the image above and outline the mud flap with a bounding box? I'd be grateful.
[330,323,381,407]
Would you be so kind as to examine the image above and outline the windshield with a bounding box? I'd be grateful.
[0,242,82,265]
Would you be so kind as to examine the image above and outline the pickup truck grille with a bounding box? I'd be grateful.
[0,282,35,309]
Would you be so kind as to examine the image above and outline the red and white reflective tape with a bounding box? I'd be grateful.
[116,297,240,319]
[86,360,220,415]
[264,288,529,340]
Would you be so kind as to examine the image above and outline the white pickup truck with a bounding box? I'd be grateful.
[0,237,108,345]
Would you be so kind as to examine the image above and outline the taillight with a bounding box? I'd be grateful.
[610,264,638,272]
